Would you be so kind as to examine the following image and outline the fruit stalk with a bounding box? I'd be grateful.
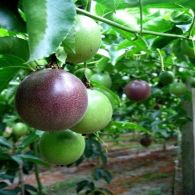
[139,0,143,34]
[157,48,165,71]
[18,163,25,195]
[76,8,190,39]
[34,143,43,195]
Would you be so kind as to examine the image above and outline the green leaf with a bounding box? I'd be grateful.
[0,37,29,60]
[92,83,121,109]
[0,189,20,195]
[22,0,76,61]
[0,137,13,148]
[126,0,195,10]
[95,0,121,15]
[113,8,174,33]
[117,0,195,10]
[18,132,40,150]
[0,55,27,93]
[0,3,26,33]
[18,154,49,166]
[92,168,112,183]
[105,121,147,134]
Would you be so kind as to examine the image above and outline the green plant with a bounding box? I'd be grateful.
[0,0,194,194]
[72,89,113,134]
[15,69,88,131]
[39,130,85,165]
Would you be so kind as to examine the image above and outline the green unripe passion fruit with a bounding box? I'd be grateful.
[39,130,85,165]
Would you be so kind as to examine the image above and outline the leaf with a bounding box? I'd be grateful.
[0,137,13,148]
[113,8,174,33]
[105,121,147,134]
[17,154,49,166]
[125,0,195,10]
[0,37,29,60]
[22,0,76,61]
[0,181,8,189]
[0,2,26,32]
[92,168,112,183]
[116,0,195,10]
[95,0,121,15]
[0,189,20,195]
[18,132,40,150]
[0,55,26,93]
[93,83,121,109]
[76,180,95,193]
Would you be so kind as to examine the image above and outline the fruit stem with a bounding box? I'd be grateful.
[33,143,43,195]
[157,48,165,71]
[139,0,143,34]
[76,8,191,39]
[86,0,92,12]
[18,163,25,195]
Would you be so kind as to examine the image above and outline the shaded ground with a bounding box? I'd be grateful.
[24,134,182,195]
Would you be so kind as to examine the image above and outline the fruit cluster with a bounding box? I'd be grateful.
[14,15,114,165]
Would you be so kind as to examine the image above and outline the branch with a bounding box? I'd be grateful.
[76,8,190,40]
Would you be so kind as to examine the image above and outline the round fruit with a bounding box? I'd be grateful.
[159,71,174,86]
[39,130,85,165]
[180,40,195,59]
[63,15,102,64]
[124,80,151,101]
[12,122,29,138]
[140,135,152,147]
[189,77,195,88]
[90,72,112,88]
[169,82,187,96]
[15,69,88,131]
[71,89,113,134]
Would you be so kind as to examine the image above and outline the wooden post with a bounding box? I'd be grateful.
[181,88,195,194]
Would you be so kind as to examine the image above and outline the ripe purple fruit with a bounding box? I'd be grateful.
[140,135,152,147]
[15,69,88,131]
[124,80,151,101]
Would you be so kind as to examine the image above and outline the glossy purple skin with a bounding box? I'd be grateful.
[124,80,151,101]
[15,69,88,131]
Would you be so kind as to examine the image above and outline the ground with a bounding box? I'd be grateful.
[24,133,182,195]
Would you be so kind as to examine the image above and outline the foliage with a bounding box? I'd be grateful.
[0,0,195,194]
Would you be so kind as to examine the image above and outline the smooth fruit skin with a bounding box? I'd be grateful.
[12,122,29,138]
[71,89,113,134]
[39,130,85,165]
[15,69,88,131]
[90,72,112,88]
[169,82,187,96]
[64,15,101,63]
[159,71,174,86]
[124,80,151,101]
